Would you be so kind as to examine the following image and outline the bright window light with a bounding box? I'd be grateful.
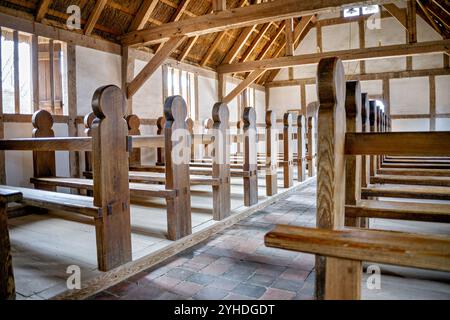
[362,5,379,15]
[343,7,360,17]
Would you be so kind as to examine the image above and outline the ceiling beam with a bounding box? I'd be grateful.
[407,0,417,43]
[36,0,52,22]
[127,35,186,98]
[85,0,108,36]
[128,0,159,32]
[218,39,450,74]
[222,69,266,103]
[120,0,392,46]
[382,3,407,29]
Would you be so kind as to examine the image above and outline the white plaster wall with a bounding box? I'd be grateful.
[198,75,218,122]
[436,75,450,114]
[76,46,121,116]
[269,86,301,115]
[436,118,450,131]
[133,60,164,119]
[390,77,429,115]
[5,123,70,187]
[392,119,430,131]
[255,89,266,125]
[305,84,317,105]
[360,80,383,95]
[322,22,359,52]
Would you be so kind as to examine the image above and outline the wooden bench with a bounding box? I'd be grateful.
[33,95,194,240]
[265,57,450,300]
[0,85,132,272]
[0,189,22,300]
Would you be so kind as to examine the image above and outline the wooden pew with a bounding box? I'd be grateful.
[0,85,132,272]
[34,96,194,240]
[0,190,22,300]
[265,57,450,300]
[265,110,278,196]
[297,113,307,182]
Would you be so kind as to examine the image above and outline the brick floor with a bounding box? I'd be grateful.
[90,182,317,300]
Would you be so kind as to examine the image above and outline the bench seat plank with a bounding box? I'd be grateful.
[381,163,450,169]
[265,225,450,273]
[130,165,251,177]
[0,185,100,217]
[128,172,218,186]
[29,178,177,199]
[371,174,450,187]
[362,184,450,200]
[346,200,450,223]
[378,168,450,177]
[0,190,22,203]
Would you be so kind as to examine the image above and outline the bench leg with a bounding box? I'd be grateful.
[266,172,278,196]
[166,189,192,240]
[94,205,132,272]
[0,203,15,300]
[212,180,231,221]
[244,175,258,207]
[324,257,362,300]
[283,162,293,188]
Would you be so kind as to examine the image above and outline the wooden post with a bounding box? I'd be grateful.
[186,117,195,160]
[297,113,306,181]
[283,112,294,188]
[266,110,278,196]
[67,44,80,180]
[0,27,5,185]
[0,191,22,300]
[243,107,258,206]
[156,116,166,166]
[126,114,142,166]
[369,100,378,177]
[376,105,382,170]
[31,35,40,112]
[316,57,361,300]
[164,96,192,240]
[360,93,370,188]
[212,102,231,220]
[32,110,56,191]
[84,112,95,173]
[344,81,362,228]
[307,114,317,177]
[203,118,214,159]
[91,85,132,271]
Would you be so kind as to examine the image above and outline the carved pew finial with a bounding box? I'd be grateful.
[91,85,132,271]
[156,116,166,165]
[186,117,195,160]
[83,112,95,174]
[125,114,142,166]
[32,109,56,191]
[203,118,214,158]
[242,107,258,206]
[164,95,192,239]
[265,110,278,196]
[212,102,231,220]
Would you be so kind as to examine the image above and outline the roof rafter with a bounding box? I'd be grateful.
[120,0,393,46]
[128,0,159,32]
[84,0,108,36]
[36,0,52,22]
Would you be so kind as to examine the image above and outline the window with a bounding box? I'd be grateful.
[166,66,197,120]
[343,7,360,17]
[1,28,67,115]
[343,5,379,17]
